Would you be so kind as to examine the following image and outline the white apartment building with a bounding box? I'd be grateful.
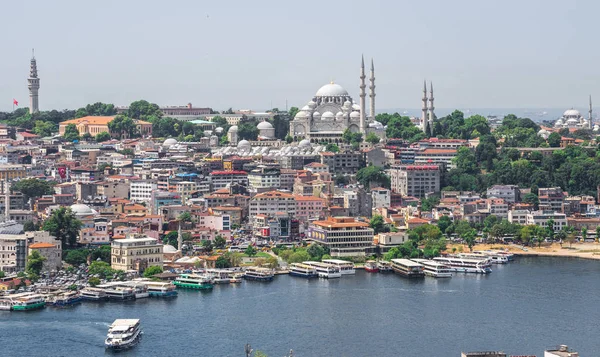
[130,180,157,203]
[248,168,281,190]
[209,171,248,191]
[307,217,374,257]
[196,213,231,231]
[414,149,458,168]
[508,209,529,225]
[111,236,163,272]
[0,234,28,273]
[389,164,440,198]
[486,185,520,203]
[176,181,197,204]
[526,210,568,231]
[487,198,509,219]
[303,162,329,174]
[372,188,391,209]
[249,191,296,223]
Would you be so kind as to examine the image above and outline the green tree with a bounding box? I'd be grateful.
[420,196,440,212]
[287,250,310,263]
[81,132,92,141]
[307,243,325,261]
[42,207,82,248]
[325,143,340,153]
[356,166,390,189]
[546,219,555,242]
[565,231,576,248]
[214,235,227,249]
[215,255,231,268]
[595,226,600,242]
[12,178,55,202]
[26,250,46,276]
[63,124,80,142]
[365,132,380,144]
[522,193,539,210]
[547,132,561,147]
[437,216,452,234]
[461,229,477,252]
[202,240,214,253]
[0,271,6,278]
[88,277,101,287]
[245,245,257,257]
[64,249,89,266]
[75,102,117,117]
[32,120,56,137]
[178,211,192,223]
[238,121,259,140]
[95,131,111,142]
[127,100,162,120]
[369,215,387,234]
[288,107,299,120]
[108,115,138,139]
[581,227,588,242]
[163,231,178,246]
[143,265,163,278]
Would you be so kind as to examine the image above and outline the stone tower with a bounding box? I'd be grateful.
[421,80,428,134]
[428,81,435,136]
[369,59,376,121]
[28,49,40,114]
[589,95,593,128]
[359,56,366,134]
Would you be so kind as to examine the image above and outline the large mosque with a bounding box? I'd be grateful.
[289,57,386,143]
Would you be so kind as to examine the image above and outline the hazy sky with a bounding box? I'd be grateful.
[1,0,598,112]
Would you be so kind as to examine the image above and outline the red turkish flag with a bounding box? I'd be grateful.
[12,99,18,106]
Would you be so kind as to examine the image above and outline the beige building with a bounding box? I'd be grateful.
[111,236,163,273]
[59,116,152,137]
[28,242,62,272]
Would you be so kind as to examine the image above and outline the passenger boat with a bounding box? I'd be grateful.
[105,319,142,351]
[390,259,425,279]
[243,267,274,281]
[376,260,393,272]
[11,293,46,311]
[80,287,108,301]
[206,269,237,284]
[51,291,83,307]
[229,274,243,283]
[128,283,150,299]
[433,256,492,274]
[456,253,499,266]
[104,287,136,301]
[144,282,178,297]
[303,261,341,279]
[173,274,214,290]
[289,263,318,278]
[0,298,12,310]
[364,260,379,273]
[411,259,452,278]
[491,250,514,261]
[468,251,509,264]
[321,259,356,275]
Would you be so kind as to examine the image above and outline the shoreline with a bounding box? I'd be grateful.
[449,243,600,261]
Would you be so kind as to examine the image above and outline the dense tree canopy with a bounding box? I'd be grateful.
[42,207,82,249]
[356,166,390,189]
[12,178,54,201]
[75,102,117,118]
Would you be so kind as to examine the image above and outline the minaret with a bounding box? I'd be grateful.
[421,80,428,134]
[369,59,376,121]
[359,55,367,134]
[177,221,183,252]
[428,81,435,136]
[4,181,10,222]
[27,49,40,114]
[589,95,593,129]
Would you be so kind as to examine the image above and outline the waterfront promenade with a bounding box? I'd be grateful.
[453,242,600,261]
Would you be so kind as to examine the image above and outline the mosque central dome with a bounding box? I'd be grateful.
[315,83,349,97]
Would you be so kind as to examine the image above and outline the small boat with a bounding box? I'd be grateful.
[10,293,46,311]
[51,291,83,307]
[173,274,214,290]
[105,319,142,351]
[80,287,108,301]
[243,267,274,282]
[144,282,178,297]
[365,260,379,273]
[0,298,13,310]
[303,261,341,279]
[289,263,318,279]
[390,259,425,279]
[376,261,393,273]
[229,274,243,283]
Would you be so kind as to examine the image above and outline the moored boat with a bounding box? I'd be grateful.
[10,293,46,311]
[103,286,136,301]
[144,282,178,297]
[365,260,379,273]
[128,283,150,299]
[51,291,83,307]
[433,256,492,274]
[376,260,393,272]
[390,259,425,279]
[105,319,142,351]
[303,261,341,278]
[0,298,12,310]
[411,259,452,278]
[80,287,108,301]
[206,269,238,284]
[289,263,318,278]
[321,259,356,275]
[173,274,214,290]
[243,267,274,281]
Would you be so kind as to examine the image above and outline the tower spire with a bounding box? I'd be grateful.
[369,58,376,121]
[28,49,40,114]
[428,81,435,136]
[589,95,593,129]
[421,80,428,134]
[359,55,366,135]
[177,221,183,252]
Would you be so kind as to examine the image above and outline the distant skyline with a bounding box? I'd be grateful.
[1,0,598,113]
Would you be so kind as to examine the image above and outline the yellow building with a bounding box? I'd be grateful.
[111,235,163,272]
[59,116,152,137]
[0,164,31,180]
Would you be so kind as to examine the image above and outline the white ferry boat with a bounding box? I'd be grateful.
[103,286,136,301]
[0,297,12,310]
[243,267,274,281]
[10,293,46,311]
[289,263,318,278]
[321,259,356,275]
[206,269,238,284]
[411,259,452,278]
[105,319,142,351]
[80,287,108,301]
[390,259,425,279]
[470,251,509,264]
[490,250,514,261]
[456,253,499,265]
[144,282,178,297]
[376,260,393,272]
[173,274,214,290]
[433,256,492,274]
[303,261,342,279]
[128,283,149,299]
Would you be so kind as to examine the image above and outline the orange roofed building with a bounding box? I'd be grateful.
[59,116,152,137]
[306,217,374,257]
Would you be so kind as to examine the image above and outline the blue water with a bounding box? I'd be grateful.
[1,257,599,357]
